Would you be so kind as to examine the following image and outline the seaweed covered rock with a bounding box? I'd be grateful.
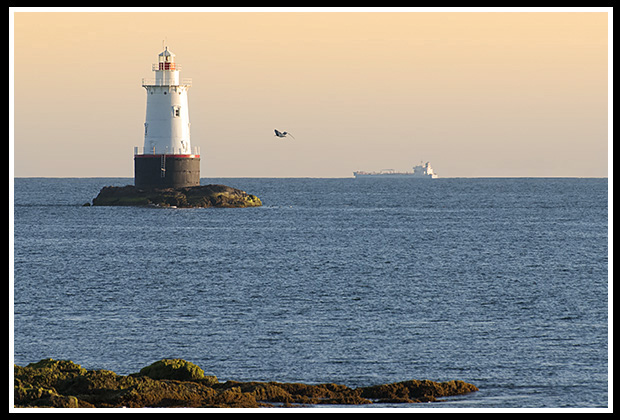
[14,358,478,408]
[138,359,213,383]
[14,359,87,408]
[14,358,87,393]
[91,184,262,208]
[217,381,372,406]
[360,379,479,403]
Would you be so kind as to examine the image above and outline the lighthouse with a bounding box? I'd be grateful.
[134,46,200,189]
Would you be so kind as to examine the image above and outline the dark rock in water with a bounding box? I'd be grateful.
[14,358,478,408]
[91,184,262,208]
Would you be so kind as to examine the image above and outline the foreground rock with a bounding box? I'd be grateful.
[14,358,478,408]
[91,184,262,208]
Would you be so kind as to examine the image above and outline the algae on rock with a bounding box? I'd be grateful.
[91,184,262,208]
[14,358,479,408]
[138,359,216,384]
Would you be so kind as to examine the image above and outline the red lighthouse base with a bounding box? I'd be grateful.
[134,154,200,189]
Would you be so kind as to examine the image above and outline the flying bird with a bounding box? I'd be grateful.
[274,129,295,139]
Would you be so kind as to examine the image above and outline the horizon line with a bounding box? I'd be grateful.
[11,175,610,179]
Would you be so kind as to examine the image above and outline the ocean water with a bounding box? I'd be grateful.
[12,177,609,408]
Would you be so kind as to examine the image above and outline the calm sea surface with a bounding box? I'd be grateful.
[12,177,608,408]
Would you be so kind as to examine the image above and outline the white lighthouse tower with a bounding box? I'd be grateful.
[134,46,200,189]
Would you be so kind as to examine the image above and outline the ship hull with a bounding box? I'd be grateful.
[353,172,435,179]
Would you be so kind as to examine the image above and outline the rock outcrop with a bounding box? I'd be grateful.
[14,358,478,408]
[91,184,262,208]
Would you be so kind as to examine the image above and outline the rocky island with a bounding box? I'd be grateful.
[90,184,262,208]
[14,358,478,408]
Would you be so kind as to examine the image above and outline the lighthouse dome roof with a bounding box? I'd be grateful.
[159,47,175,58]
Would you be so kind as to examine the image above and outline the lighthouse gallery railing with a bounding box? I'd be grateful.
[141,78,192,87]
[134,146,200,156]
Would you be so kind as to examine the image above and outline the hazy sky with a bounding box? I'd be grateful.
[11,9,610,177]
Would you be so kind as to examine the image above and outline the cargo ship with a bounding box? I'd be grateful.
[353,161,438,179]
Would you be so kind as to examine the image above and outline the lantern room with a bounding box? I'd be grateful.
[157,46,178,71]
